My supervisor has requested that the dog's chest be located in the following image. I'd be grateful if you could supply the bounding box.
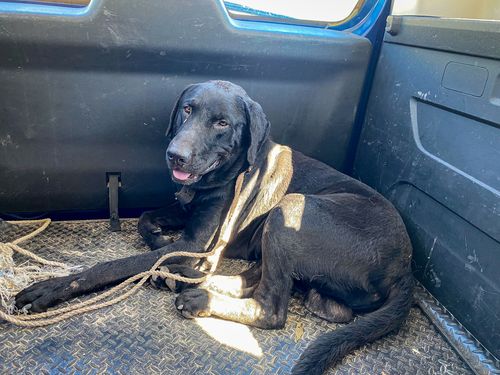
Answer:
[203,144,293,271]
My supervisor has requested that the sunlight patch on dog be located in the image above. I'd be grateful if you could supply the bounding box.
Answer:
[201,275,245,297]
[206,168,261,272]
[194,317,263,357]
[239,144,294,231]
[283,194,305,231]
[208,294,262,325]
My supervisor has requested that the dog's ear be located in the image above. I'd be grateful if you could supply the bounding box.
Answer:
[243,97,271,166]
[166,84,195,139]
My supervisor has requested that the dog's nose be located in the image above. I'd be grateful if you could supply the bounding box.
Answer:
[166,147,192,166]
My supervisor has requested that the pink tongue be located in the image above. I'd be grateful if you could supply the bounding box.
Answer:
[173,169,191,181]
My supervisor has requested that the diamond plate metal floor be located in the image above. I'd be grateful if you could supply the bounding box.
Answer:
[0,219,472,374]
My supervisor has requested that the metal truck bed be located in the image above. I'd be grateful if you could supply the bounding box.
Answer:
[0,220,472,374]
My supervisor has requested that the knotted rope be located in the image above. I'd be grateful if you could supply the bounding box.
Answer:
[0,171,247,327]
[0,219,74,313]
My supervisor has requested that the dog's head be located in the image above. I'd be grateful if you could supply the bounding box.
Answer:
[165,80,270,186]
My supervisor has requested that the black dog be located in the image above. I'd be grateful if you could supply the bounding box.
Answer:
[16,81,414,375]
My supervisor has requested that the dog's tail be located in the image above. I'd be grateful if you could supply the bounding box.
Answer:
[291,273,414,375]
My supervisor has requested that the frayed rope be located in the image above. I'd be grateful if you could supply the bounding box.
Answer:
[0,219,80,314]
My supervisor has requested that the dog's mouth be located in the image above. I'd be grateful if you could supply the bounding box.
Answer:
[171,159,221,184]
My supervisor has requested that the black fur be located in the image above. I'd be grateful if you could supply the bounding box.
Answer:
[15,81,414,374]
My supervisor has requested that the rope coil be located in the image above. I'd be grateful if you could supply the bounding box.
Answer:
[0,219,218,327]
[0,172,247,327]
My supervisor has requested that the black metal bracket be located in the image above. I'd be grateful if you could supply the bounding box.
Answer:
[107,172,121,232]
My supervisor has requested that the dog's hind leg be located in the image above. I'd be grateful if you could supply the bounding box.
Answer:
[304,289,353,323]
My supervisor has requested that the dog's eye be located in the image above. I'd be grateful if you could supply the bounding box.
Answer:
[217,120,228,127]
[183,105,192,115]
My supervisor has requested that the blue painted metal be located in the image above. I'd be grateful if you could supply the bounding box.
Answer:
[347,0,390,36]
[222,0,389,37]
[219,11,359,39]
[0,0,387,40]
[344,0,392,172]
[0,0,94,16]
[224,2,293,20]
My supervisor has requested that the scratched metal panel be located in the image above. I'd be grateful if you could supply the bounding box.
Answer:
[0,0,370,215]
[354,17,500,358]
[0,220,472,374]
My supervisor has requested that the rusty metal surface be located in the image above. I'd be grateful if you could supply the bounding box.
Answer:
[0,219,473,374]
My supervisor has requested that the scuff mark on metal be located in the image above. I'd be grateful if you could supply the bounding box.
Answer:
[423,236,437,276]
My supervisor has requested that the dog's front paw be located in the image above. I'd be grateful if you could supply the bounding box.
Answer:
[150,266,177,291]
[138,212,166,248]
[15,275,81,313]
[138,213,161,236]
[175,288,211,318]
